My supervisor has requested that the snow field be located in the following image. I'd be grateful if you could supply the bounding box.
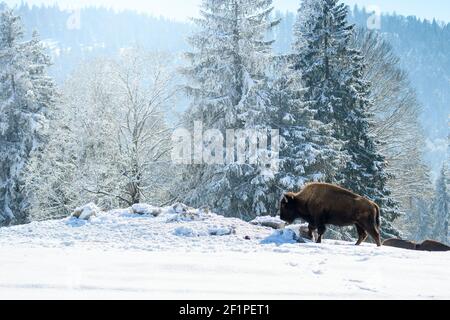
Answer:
[0,204,448,299]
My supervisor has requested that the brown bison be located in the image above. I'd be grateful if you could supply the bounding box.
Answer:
[383,238,450,252]
[416,240,450,252]
[279,183,381,246]
[382,238,418,250]
[299,224,317,241]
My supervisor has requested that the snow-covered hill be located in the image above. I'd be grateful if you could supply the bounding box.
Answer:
[0,204,449,299]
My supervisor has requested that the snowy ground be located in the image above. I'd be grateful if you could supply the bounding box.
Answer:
[0,204,449,299]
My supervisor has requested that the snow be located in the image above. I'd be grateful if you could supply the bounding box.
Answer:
[71,203,101,220]
[173,226,200,237]
[0,204,449,299]
[260,228,303,245]
[208,226,236,236]
[250,215,285,229]
[131,203,162,216]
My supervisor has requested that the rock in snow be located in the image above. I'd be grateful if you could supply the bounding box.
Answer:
[71,203,101,220]
[261,228,306,245]
[170,202,195,214]
[208,226,236,236]
[250,215,286,229]
[131,203,162,216]
[173,226,200,237]
[166,205,211,223]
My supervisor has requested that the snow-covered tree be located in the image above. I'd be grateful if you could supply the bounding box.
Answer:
[24,104,79,220]
[25,50,175,220]
[353,30,434,238]
[0,7,56,226]
[431,166,449,243]
[266,57,346,205]
[408,197,434,242]
[180,0,281,219]
[292,0,401,238]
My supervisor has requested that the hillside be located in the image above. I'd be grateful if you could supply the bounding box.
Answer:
[0,203,449,299]
[12,4,190,82]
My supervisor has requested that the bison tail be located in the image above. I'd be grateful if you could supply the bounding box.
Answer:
[375,204,381,229]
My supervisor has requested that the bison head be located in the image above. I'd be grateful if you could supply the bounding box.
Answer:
[279,192,299,224]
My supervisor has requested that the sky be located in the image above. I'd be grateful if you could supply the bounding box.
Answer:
[4,0,450,23]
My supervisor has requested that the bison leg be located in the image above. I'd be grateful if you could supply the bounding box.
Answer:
[365,224,382,247]
[308,224,316,240]
[355,224,368,246]
[316,225,326,243]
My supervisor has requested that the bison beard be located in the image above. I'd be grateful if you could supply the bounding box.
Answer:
[279,183,382,246]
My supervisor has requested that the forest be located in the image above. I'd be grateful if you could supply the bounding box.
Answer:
[0,0,448,244]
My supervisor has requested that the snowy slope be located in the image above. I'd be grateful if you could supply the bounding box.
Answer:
[0,204,449,299]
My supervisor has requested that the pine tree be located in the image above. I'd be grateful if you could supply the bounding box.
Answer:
[432,166,449,243]
[0,7,56,226]
[266,57,346,208]
[180,0,281,219]
[411,197,434,242]
[292,0,401,238]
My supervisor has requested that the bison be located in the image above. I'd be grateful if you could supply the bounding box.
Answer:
[383,238,450,252]
[416,240,450,252]
[279,183,381,246]
[382,238,418,250]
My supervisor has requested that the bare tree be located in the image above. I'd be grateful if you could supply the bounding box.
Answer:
[108,50,175,204]
[25,49,176,220]
[354,30,433,235]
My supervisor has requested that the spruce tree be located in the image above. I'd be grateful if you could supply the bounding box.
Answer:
[292,0,401,238]
[267,57,345,207]
[0,7,56,226]
[180,0,280,219]
[432,166,449,243]
[412,197,433,241]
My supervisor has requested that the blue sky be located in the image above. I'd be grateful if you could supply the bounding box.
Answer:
[4,0,450,22]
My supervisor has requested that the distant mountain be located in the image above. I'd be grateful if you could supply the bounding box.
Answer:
[10,3,191,82]
[350,7,449,142]
[5,3,448,177]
